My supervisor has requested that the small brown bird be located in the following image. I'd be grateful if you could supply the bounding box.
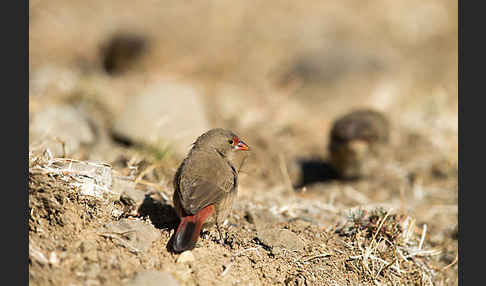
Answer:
[328,109,389,180]
[172,128,249,252]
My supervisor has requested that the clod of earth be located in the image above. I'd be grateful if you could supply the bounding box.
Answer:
[99,219,161,253]
[256,229,305,252]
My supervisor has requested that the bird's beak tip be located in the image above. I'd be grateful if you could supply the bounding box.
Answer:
[235,141,249,151]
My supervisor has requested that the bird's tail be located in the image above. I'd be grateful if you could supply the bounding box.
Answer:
[172,205,215,253]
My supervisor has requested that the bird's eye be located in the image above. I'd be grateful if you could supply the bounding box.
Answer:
[228,140,234,145]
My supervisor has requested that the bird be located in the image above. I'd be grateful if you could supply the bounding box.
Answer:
[171,128,249,252]
[328,109,389,180]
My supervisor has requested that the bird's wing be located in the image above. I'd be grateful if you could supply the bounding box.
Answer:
[177,150,237,215]
[179,175,236,215]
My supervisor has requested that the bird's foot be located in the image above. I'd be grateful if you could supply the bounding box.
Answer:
[216,226,225,244]
[201,229,211,239]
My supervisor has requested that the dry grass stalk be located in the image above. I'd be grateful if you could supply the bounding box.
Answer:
[333,206,444,284]
[29,152,117,199]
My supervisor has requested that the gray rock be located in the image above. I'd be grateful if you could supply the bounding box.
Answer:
[29,65,80,97]
[100,219,160,253]
[112,81,210,156]
[257,229,304,252]
[245,209,281,232]
[176,251,195,263]
[124,270,179,286]
[113,176,145,206]
[30,104,95,157]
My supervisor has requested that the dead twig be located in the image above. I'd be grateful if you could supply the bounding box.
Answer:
[441,253,458,271]
[375,257,398,279]
[301,253,332,262]
[418,224,427,250]
[364,209,392,262]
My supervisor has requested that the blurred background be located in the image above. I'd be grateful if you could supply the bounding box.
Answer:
[29,1,457,139]
[29,0,458,284]
[29,0,457,180]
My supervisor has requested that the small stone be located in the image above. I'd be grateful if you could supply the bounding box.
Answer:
[30,104,95,157]
[176,251,195,263]
[100,219,160,252]
[257,229,304,252]
[48,252,59,266]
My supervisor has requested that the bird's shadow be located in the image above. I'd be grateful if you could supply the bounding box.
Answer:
[293,158,340,188]
[137,194,180,252]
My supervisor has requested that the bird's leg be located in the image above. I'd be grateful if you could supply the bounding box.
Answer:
[201,227,211,239]
[216,222,224,244]
[216,218,233,245]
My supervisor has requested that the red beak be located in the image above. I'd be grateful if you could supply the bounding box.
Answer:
[235,140,249,151]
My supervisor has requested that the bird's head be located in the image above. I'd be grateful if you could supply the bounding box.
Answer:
[192,128,249,157]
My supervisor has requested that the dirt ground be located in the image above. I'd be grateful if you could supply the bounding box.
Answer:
[29,1,457,285]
